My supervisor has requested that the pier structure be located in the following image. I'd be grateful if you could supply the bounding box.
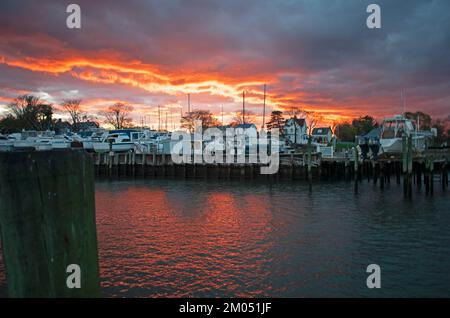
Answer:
[91,146,449,196]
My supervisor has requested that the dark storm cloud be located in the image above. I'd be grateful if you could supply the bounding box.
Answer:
[0,0,449,119]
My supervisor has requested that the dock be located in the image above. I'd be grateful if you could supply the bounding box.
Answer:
[91,146,449,197]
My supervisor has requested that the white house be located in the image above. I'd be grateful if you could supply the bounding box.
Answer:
[311,127,333,144]
[283,117,308,145]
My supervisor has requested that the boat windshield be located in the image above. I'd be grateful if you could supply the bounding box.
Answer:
[382,119,414,139]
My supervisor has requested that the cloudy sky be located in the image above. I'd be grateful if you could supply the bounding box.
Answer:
[0,0,449,128]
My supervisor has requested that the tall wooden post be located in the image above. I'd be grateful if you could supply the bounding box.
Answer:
[353,147,358,194]
[402,136,413,198]
[373,161,378,185]
[442,162,446,191]
[429,158,434,196]
[0,150,101,297]
[417,162,422,189]
[307,136,312,192]
[396,162,401,185]
[445,161,449,189]
[408,136,413,197]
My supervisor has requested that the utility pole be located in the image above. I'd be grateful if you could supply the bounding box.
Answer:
[262,84,266,129]
[221,105,224,125]
[188,93,191,114]
[158,105,161,131]
[165,111,168,131]
[242,90,245,125]
[171,110,174,131]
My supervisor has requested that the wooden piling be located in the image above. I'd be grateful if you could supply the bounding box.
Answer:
[402,136,413,198]
[307,137,312,192]
[0,149,101,297]
[353,148,358,194]
[395,161,401,185]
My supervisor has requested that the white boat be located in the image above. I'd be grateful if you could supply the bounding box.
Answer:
[48,135,73,149]
[0,135,14,151]
[93,129,145,153]
[82,131,108,151]
[380,115,427,153]
[133,131,172,154]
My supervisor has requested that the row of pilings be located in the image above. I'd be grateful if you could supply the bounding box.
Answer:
[92,151,449,197]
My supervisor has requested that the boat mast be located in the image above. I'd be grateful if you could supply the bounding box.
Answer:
[401,88,406,116]
[262,84,266,129]
[158,105,161,131]
[242,90,245,124]
[165,111,168,131]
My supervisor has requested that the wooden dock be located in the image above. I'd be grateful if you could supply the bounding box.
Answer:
[90,146,449,197]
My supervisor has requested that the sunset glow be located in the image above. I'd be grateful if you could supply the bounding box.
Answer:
[1,0,449,128]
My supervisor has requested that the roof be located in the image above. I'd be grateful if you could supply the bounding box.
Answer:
[217,123,257,130]
[285,117,306,127]
[234,123,257,129]
[362,127,381,138]
[312,127,332,135]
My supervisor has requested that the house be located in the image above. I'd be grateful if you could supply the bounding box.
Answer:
[312,127,333,144]
[284,117,308,145]
[54,119,72,134]
[73,121,100,132]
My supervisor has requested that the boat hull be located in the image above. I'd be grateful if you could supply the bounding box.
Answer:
[380,136,426,153]
[93,142,134,153]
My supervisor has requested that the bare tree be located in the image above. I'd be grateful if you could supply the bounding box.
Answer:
[306,111,322,136]
[62,99,83,126]
[230,109,257,126]
[294,109,322,136]
[180,110,220,132]
[285,106,303,118]
[102,102,134,129]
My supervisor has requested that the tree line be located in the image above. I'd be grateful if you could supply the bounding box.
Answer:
[1,94,449,144]
[0,95,135,134]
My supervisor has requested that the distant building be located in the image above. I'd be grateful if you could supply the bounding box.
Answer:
[215,123,255,130]
[312,127,333,144]
[74,121,100,132]
[54,119,72,134]
[284,117,307,145]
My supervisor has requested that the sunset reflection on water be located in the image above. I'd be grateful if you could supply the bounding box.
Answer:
[96,180,279,297]
[1,178,449,297]
[94,179,450,298]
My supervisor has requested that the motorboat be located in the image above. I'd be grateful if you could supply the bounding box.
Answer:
[379,115,429,153]
[93,129,145,153]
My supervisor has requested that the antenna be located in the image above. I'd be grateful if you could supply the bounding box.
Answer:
[401,88,406,115]
[262,84,266,129]
[221,105,224,125]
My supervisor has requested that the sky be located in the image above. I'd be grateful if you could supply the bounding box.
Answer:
[0,0,449,129]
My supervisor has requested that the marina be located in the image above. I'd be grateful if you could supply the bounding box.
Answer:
[1,0,450,302]
[1,118,449,197]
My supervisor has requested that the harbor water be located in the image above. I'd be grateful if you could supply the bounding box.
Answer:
[1,178,449,297]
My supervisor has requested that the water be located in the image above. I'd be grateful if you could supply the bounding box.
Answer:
[1,178,449,297]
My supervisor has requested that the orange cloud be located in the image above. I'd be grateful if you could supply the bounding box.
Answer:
[0,32,382,127]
